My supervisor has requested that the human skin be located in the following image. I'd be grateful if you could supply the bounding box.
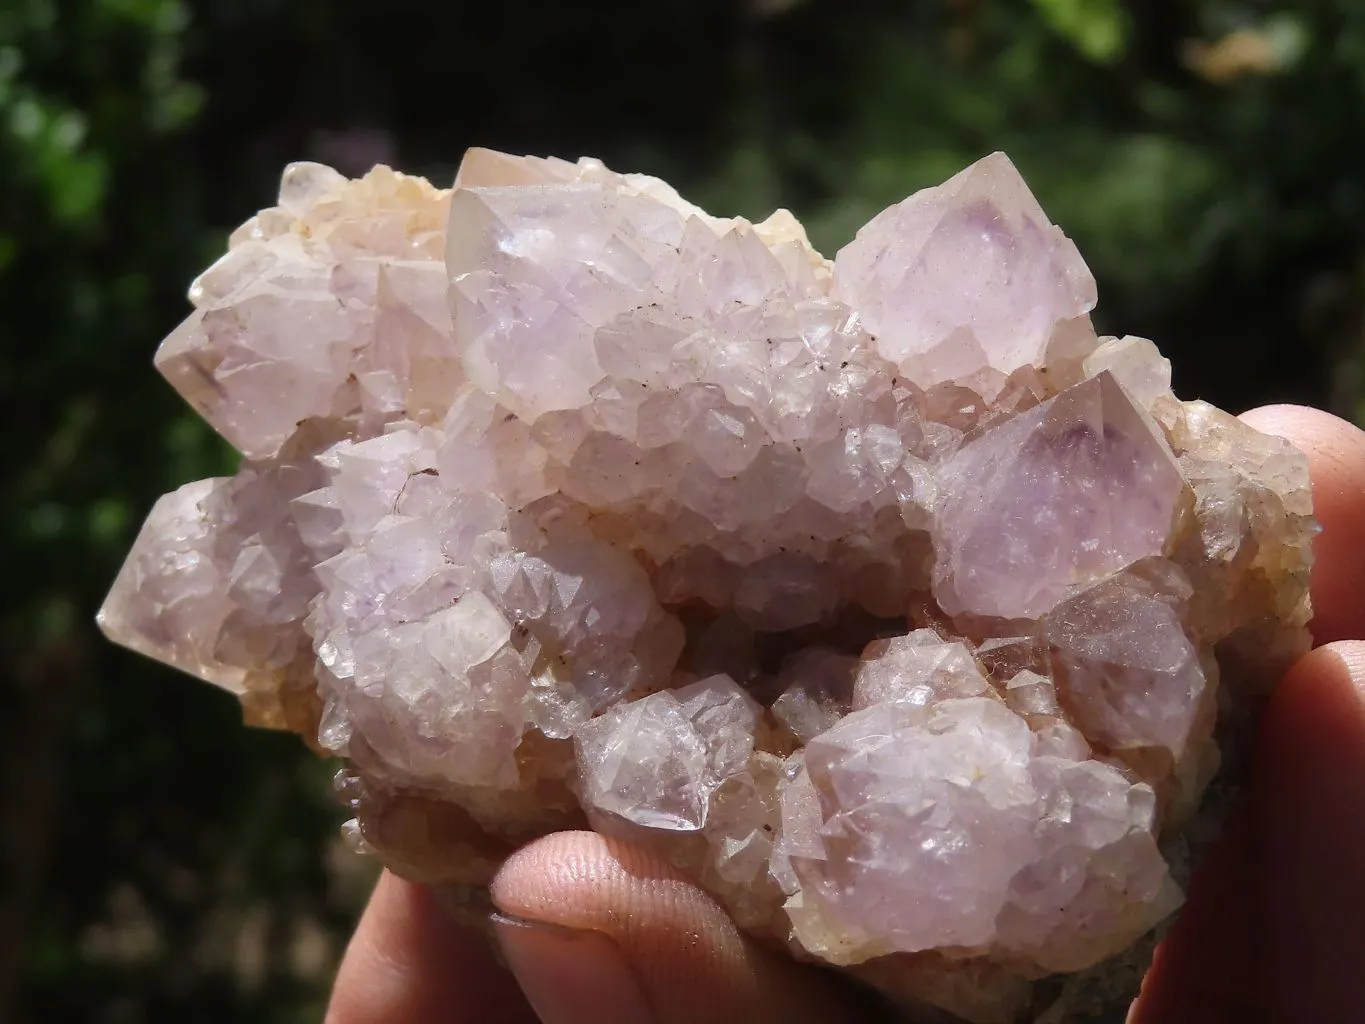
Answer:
[325,405,1365,1024]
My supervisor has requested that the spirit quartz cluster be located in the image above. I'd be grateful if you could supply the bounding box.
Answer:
[99,149,1317,1022]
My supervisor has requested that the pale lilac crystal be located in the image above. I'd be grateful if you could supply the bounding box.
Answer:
[770,648,856,742]
[157,166,453,460]
[98,478,249,694]
[100,148,1318,1024]
[574,674,758,830]
[790,697,1045,957]
[933,371,1185,621]
[833,152,1097,393]
[1047,565,1209,759]
[97,452,325,725]
[851,628,989,709]
[994,756,1179,973]
[332,592,529,791]
[784,682,1175,973]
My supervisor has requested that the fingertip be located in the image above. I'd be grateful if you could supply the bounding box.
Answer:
[1259,640,1365,762]
[492,913,655,1024]
[491,831,757,1024]
[1254,641,1365,1021]
[1321,636,1365,678]
[491,831,869,1024]
[1127,808,1257,1024]
[491,830,703,937]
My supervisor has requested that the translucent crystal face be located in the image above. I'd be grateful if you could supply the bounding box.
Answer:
[99,150,1316,1023]
[833,152,1097,394]
[932,372,1185,621]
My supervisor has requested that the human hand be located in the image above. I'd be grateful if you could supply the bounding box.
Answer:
[325,405,1365,1024]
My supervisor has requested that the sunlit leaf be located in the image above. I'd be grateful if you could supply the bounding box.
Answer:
[1028,0,1128,64]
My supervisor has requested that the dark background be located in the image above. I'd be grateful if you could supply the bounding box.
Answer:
[4,2,1364,1021]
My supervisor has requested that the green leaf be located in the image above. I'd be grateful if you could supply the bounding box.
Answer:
[47,151,108,226]
[87,498,131,547]
[1028,0,1128,64]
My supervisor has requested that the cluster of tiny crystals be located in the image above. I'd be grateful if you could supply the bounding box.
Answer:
[99,148,1316,1023]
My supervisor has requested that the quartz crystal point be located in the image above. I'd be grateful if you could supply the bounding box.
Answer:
[99,149,1318,1023]
[834,152,1098,395]
[932,372,1184,621]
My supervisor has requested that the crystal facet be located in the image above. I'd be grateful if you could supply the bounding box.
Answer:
[99,151,1317,1024]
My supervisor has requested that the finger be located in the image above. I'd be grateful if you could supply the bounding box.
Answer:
[489,830,878,1024]
[1238,405,1365,644]
[1127,808,1257,1023]
[1254,640,1365,1021]
[326,870,536,1024]
[1132,405,1365,1023]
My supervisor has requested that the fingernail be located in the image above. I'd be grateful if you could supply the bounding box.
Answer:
[492,912,655,1024]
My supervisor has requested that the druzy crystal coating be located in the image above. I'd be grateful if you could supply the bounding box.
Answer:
[99,149,1316,1023]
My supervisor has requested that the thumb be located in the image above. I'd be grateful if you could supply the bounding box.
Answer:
[489,831,878,1024]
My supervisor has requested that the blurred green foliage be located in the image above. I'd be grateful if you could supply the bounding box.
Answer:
[3,2,1364,1021]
